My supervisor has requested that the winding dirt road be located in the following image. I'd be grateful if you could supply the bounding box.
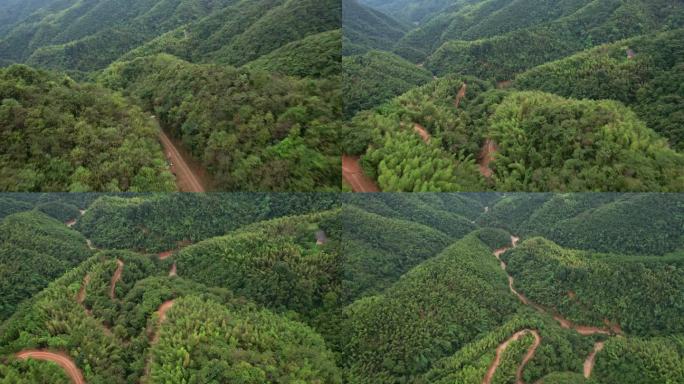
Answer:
[488,236,618,382]
[455,83,467,108]
[413,123,431,143]
[483,329,541,384]
[342,155,380,192]
[159,130,205,193]
[16,350,85,384]
[169,263,177,277]
[109,260,124,299]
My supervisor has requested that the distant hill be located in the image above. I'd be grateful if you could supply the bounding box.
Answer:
[342,0,408,55]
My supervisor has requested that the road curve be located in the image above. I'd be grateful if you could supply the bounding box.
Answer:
[16,350,85,384]
[583,341,605,378]
[109,260,124,299]
[482,329,541,384]
[413,123,431,143]
[342,155,380,192]
[159,130,205,193]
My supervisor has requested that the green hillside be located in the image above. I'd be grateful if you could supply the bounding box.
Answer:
[99,54,341,191]
[0,193,682,383]
[0,65,175,192]
[342,0,408,55]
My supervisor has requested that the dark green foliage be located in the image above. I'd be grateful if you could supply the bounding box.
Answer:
[100,54,341,191]
[361,0,470,25]
[341,205,451,300]
[245,30,342,78]
[425,0,684,80]
[0,197,32,219]
[478,194,552,233]
[342,0,408,54]
[546,194,684,255]
[0,0,235,71]
[340,234,519,383]
[516,29,684,150]
[76,193,339,253]
[475,227,512,250]
[503,238,684,335]
[343,50,433,118]
[0,358,71,383]
[0,65,175,192]
[35,200,80,222]
[175,211,341,317]
[0,211,91,320]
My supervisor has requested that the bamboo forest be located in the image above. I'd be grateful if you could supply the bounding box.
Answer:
[0,193,682,383]
[342,0,684,192]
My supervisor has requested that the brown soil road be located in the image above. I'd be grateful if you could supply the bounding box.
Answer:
[109,260,124,299]
[413,123,431,143]
[479,139,498,178]
[65,219,77,228]
[169,263,177,277]
[483,329,541,384]
[16,350,85,384]
[159,130,205,193]
[583,341,605,378]
[455,83,467,108]
[76,275,90,304]
[158,250,174,260]
[86,239,96,251]
[342,155,380,192]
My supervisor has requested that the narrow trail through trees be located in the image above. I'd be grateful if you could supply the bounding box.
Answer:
[479,139,497,178]
[16,350,85,384]
[109,260,124,299]
[342,155,380,192]
[76,275,90,305]
[158,128,206,193]
[413,123,431,143]
[455,83,467,108]
[486,236,619,382]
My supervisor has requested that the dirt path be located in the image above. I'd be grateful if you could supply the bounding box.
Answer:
[583,341,605,378]
[109,260,124,299]
[66,219,77,227]
[455,83,467,108]
[86,239,96,250]
[479,139,497,178]
[497,80,512,89]
[16,350,85,384]
[483,329,541,384]
[342,155,380,192]
[413,123,431,143]
[159,130,205,193]
[169,263,177,277]
[76,274,90,304]
[158,250,174,260]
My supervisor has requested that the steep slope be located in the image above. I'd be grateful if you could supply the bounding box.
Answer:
[343,50,433,118]
[425,0,684,80]
[0,65,175,192]
[99,54,341,191]
[0,0,235,72]
[0,211,92,320]
[516,29,684,150]
[342,0,408,55]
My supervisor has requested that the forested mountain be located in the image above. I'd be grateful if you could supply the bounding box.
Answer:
[0,65,175,192]
[342,0,408,55]
[343,0,684,192]
[0,193,681,383]
[1,0,342,191]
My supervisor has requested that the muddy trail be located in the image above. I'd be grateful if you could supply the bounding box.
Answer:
[583,341,605,378]
[342,155,380,192]
[158,129,207,193]
[455,83,467,108]
[109,260,124,299]
[483,329,541,384]
[479,139,498,178]
[16,350,85,384]
[143,300,176,378]
[487,236,620,382]
[413,123,431,143]
[169,263,177,277]
[76,275,90,305]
